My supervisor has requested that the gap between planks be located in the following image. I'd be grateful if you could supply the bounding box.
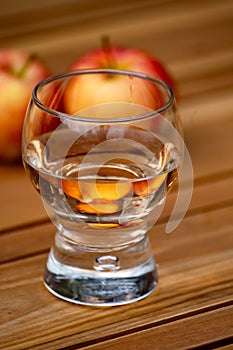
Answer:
[74,305,233,350]
[0,168,232,236]
[0,206,232,349]
[0,177,232,265]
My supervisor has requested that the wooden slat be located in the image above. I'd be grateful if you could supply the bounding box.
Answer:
[183,114,233,179]
[81,306,233,350]
[0,206,232,349]
[0,0,174,44]
[1,175,232,264]
[0,1,232,349]
[0,99,232,231]
[0,0,232,231]
[0,166,47,231]
[1,0,232,94]
[0,222,54,263]
[176,52,233,99]
[0,0,78,16]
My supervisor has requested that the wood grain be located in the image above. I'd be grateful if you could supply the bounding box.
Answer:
[1,0,233,91]
[0,113,232,231]
[81,306,233,350]
[1,175,232,264]
[0,206,232,349]
[0,0,232,349]
[0,166,47,232]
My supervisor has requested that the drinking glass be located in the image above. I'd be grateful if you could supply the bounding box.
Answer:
[22,69,182,306]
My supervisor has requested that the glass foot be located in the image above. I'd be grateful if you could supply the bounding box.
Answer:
[43,232,158,306]
[44,269,157,306]
[44,253,157,306]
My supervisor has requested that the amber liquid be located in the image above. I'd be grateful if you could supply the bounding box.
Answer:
[26,163,176,225]
[24,127,179,240]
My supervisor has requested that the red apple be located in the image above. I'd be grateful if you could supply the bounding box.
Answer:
[0,49,51,162]
[63,43,176,115]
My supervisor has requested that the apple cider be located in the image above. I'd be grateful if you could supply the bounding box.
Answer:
[23,124,179,248]
[21,69,185,305]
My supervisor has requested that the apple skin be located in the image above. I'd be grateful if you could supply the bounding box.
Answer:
[63,71,161,115]
[0,49,51,162]
[64,46,176,115]
[68,46,175,90]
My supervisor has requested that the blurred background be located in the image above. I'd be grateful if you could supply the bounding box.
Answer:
[0,0,232,226]
[1,0,232,100]
[0,3,233,347]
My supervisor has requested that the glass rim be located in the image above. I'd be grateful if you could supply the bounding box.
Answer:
[32,68,175,123]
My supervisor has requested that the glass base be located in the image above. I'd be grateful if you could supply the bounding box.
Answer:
[43,233,158,306]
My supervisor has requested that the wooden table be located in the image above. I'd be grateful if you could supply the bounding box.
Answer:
[1,1,233,349]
